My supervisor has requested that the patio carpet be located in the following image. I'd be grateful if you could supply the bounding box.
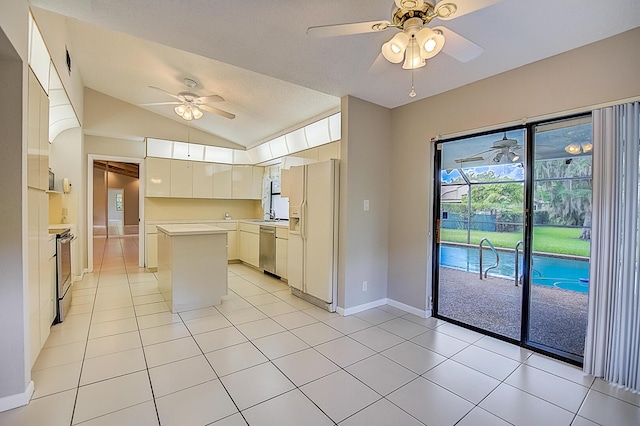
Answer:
[438,267,588,356]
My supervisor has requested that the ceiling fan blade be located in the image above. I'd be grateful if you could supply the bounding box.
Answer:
[197,94,225,103]
[200,104,236,120]
[148,86,182,100]
[434,26,484,62]
[307,20,393,38]
[367,52,391,75]
[454,156,484,163]
[436,0,502,20]
[140,101,181,106]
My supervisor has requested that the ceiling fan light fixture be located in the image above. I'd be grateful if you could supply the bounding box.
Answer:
[192,106,204,120]
[416,28,444,59]
[508,152,520,162]
[493,152,504,163]
[402,39,426,69]
[382,32,409,63]
[174,104,186,116]
[182,107,194,121]
[565,143,581,155]
[581,142,593,153]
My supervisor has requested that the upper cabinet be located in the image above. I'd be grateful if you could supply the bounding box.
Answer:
[27,70,50,191]
[145,157,171,197]
[170,160,193,198]
[145,158,263,201]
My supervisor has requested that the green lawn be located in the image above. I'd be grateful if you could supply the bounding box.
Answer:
[440,226,590,257]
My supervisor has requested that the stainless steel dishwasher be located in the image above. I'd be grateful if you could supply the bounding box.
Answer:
[259,225,276,274]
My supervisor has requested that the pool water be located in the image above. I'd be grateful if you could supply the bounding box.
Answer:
[439,244,590,293]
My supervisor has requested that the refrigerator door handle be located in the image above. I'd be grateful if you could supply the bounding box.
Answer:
[300,199,307,242]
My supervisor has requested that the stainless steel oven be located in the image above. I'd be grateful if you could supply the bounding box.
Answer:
[52,228,74,323]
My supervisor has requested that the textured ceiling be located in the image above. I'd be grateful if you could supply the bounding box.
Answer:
[30,0,640,148]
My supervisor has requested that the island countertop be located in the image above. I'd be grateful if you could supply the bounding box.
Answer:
[156,224,228,236]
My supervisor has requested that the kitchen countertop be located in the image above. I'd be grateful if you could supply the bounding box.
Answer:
[156,224,228,236]
[239,219,290,228]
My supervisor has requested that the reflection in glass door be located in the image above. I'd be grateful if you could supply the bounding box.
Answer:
[435,129,526,341]
[528,116,592,360]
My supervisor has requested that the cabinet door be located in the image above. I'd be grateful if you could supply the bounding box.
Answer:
[239,231,251,264]
[49,252,57,323]
[247,232,260,268]
[146,233,158,269]
[251,166,264,200]
[276,238,288,279]
[170,159,193,198]
[39,87,50,191]
[232,165,253,199]
[192,162,214,199]
[27,71,41,189]
[213,164,232,199]
[145,157,171,197]
[227,230,238,260]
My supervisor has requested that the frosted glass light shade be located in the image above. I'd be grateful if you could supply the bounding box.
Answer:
[192,107,203,120]
[416,28,445,59]
[175,105,186,116]
[382,32,409,63]
[402,39,426,69]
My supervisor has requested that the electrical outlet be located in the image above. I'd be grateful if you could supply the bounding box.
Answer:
[363,200,369,211]
[363,281,368,291]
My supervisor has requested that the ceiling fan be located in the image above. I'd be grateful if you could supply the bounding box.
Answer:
[142,78,235,120]
[307,0,500,83]
[455,133,522,164]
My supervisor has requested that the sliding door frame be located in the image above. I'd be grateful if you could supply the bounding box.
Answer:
[432,115,591,367]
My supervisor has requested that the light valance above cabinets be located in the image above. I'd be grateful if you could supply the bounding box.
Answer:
[146,112,341,166]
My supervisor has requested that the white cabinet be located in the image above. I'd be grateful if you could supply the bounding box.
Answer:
[213,164,233,199]
[232,166,253,199]
[146,231,158,269]
[170,159,193,198]
[156,225,228,312]
[192,162,214,198]
[232,166,263,200]
[146,157,171,197]
[27,70,49,191]
[275,227,288,279]
[252,166,264,199]
[239,222,260,268]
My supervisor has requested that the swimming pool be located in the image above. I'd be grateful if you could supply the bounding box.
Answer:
[439,244,590,293]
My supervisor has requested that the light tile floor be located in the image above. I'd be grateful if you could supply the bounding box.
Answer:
[2,236,640,425]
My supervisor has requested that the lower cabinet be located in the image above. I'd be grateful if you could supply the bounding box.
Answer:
[239,230,259,268]
[275,237,288,279]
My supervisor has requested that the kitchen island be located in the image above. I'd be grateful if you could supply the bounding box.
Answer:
[156,224,228,312]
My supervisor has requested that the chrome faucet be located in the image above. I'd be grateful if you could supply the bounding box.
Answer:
[266,209,276,220]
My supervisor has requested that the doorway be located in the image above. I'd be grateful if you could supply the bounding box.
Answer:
[93,161,140,237]
[433,115,592,364]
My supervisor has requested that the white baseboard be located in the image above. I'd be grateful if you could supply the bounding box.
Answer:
[0,381,34,413]
[336,298,387,316]
[337,298,431,318]
[73,268,89,282]
[386,298,430,318]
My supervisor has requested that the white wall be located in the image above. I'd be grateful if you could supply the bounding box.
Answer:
[0,0,31,408]
[338,96,392,311]
[50,127,86,275]
[387,27,640,312]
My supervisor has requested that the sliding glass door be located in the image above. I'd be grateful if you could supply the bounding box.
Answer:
[433,115,592,363]
[435,129,526,341]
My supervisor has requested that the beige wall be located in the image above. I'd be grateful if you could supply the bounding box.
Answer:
[107,171,139,226]
[145,198,262,221]
[93,167,106,227]
[84,88,243,149]
[339,96,392,311]
[387,27,640,312]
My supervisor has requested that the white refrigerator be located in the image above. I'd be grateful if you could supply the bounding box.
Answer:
[288,159,339,312]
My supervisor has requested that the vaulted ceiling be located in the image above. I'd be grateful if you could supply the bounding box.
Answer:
[30,0,640,148]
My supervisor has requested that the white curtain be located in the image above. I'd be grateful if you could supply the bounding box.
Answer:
[584,102,640,391]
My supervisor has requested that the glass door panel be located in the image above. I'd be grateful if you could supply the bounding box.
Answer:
[529,116,592,359]
[436,129,526,340]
